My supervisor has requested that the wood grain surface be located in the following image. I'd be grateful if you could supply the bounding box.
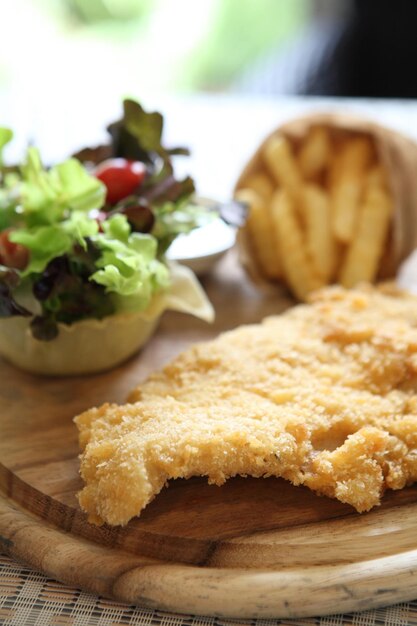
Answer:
[1,251,417,619]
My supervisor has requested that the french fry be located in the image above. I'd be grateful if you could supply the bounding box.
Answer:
[331,137,374,243]
[236,188,282,279]
[270,189,324,300]
[327,150,344,190]
[339,175,393,288]
[263,135,303,198]
[243,172,275,203]
[303,184,338,281]
[298,126,332,179]
[366,165,387,190]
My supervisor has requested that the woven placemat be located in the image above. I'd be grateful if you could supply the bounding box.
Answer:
[1,553,416,626]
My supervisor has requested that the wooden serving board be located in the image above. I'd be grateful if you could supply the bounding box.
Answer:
[2,252,417,619]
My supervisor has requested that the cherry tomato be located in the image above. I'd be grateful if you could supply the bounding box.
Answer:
[94,159,147,205]
[0,230,29,270]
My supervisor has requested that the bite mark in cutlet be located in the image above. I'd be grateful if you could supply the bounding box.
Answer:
[75,286,417,526]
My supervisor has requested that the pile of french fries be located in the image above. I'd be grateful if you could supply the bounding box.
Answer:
[236,126,393,301]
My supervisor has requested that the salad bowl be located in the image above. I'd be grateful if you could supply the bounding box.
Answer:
[0,262,213,376]
[0,100,218,375]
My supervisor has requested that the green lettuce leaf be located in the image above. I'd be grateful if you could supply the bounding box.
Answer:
[9,211,100,275]
[106,99,164,165]
[62,211,99,248]
[124,99,164,158]
[90,214,169,310]
[0,128,13,166]
[21,148,106,225]
[10,225,72,274]
[51,159,106,212]
[101,212,130,242]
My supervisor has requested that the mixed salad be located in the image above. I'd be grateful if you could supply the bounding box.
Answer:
[0,99,210,343]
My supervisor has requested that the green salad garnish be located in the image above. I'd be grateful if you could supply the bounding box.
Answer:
[0,100,210,341]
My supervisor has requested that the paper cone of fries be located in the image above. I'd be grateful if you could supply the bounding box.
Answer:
[235,112,417,300]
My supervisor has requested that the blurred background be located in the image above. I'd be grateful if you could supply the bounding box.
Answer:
[2,0,417,99]
[1,0,316,97]
[1,0,417,196]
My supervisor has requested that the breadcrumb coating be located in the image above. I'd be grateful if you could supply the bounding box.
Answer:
[75,285,417,526]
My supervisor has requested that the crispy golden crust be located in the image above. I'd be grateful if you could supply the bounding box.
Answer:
[75,285,417,526]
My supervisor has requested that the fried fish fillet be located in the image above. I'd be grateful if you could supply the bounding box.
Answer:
[75,286,417,526]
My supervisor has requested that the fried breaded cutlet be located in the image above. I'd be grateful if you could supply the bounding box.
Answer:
[75,285,417,526]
